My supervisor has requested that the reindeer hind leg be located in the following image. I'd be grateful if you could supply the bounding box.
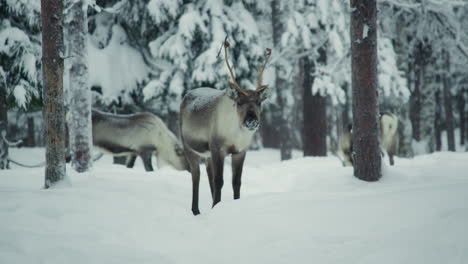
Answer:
[185,147,201,215]
[126,154,137,168]
[205,158,215,200]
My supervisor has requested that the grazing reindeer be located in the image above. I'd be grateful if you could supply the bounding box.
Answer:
[340,113,399,166]
[92,110,188,171]
[180,41,271,215]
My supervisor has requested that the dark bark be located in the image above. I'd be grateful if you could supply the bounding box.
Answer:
[442,51,455,151]
[26,116,36,147]
[303,51,327,157]
[271,0,293,160]
[68,0,93,172]
[435,90,442,151]
[41,0,67,188]
[0,82,9,169]
[458,88,466,146]
[350,0,381,181]
[410,61,422,141]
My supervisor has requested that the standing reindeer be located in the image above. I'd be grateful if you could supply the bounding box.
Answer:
[180,41,272,215]
[340,113,399,166]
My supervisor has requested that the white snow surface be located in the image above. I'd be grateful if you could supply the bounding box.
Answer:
[1,148,468,264]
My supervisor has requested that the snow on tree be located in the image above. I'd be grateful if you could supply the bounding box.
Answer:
[380,0,468,153]
[143,0,266,129]
[0,21,40,110]
[279,0,349,157]
[0,0,42,169]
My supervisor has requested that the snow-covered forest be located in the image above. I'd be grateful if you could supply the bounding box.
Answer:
[1,0,467,156]
[1,0,468,262]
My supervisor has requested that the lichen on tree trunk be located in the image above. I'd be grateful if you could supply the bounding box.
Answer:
[66,0,93,172]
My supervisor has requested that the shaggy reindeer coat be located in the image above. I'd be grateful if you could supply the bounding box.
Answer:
[92,110,188,171]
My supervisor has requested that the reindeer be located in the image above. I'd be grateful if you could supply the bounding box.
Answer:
[340,113,399,166]
[180,41,271,215]
[91,110,188,171]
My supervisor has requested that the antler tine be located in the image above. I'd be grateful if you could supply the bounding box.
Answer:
[224,40,248,96]
[257,48,272,91]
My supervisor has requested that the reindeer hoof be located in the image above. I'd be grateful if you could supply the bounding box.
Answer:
[192,208,200,216]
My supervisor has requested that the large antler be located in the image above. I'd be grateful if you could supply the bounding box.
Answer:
[257,48,272,91]
[224,40,248,96]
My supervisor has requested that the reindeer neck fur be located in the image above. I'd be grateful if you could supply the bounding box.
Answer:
[180,88,256,158]
[215,93,256,152]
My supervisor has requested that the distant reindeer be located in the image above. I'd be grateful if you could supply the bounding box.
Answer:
[180,41,272,215]
[92,110,188,171]
[340,113,399,166]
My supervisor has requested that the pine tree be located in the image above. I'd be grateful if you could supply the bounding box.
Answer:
[442,50,455,151]
[350,0,381,181]
[0,0,42,168]
[65,0,93,172]
[41,0,66,188]
[280,0,349,157]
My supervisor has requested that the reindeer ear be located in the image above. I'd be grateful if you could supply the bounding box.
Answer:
[257,85,271,101]
[226,82,242,100]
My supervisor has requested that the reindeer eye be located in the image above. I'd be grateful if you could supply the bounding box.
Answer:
[236,102,242,107]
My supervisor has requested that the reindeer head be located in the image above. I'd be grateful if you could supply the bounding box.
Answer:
[223,40,272,131]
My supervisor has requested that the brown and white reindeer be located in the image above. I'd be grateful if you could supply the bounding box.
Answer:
[91,110,188,171]
[180,41,272,215]
[340,113,399,166]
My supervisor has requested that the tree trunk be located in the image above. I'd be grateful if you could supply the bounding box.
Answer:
[42,0,67,188]
[458,88,466,146]
[350,0,381,181]
[271,0,293,160]
[435,90,442,151]
[398,61,413,157]
[303,49,327,157]
[67,0,93,172]
[410,61,422,141]
[0,82,9,169]
[26,116,35,147]
[341,82,351,129]
[442,51,455,151]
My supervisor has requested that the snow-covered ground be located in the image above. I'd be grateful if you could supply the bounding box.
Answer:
[1,148,468,264]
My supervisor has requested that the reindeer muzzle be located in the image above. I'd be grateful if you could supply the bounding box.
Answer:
[244,111,259,131]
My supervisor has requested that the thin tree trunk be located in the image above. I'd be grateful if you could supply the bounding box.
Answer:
[350,0,381,181]
[271,0,293,160]
[42,0,66,188]
[0,82,9,169]
[26,116,35,147]
[442,51,455,151]
[67,0,93,172]
[435,90,442,151]
[459,88,466,146]
[411,63,422,141]
[303,49,327,157]
[341,82,351,129]
[398,61,414,157]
